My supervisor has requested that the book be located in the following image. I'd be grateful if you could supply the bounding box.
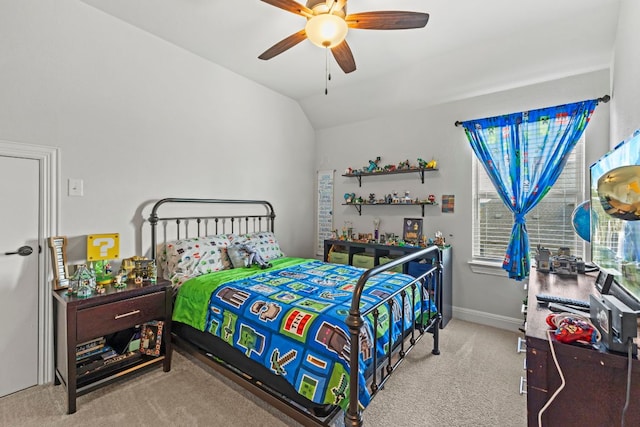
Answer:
[76,345,113,365]
[76,343,105,357]
[76,345,113,362]
[76,337,105,353]
[77,351,142,381]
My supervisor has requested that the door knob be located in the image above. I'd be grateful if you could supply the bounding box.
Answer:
[4,245,34,256]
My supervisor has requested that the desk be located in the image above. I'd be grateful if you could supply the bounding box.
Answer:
[525,269,640,426]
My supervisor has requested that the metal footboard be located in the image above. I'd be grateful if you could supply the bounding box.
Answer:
[345,245,442,427]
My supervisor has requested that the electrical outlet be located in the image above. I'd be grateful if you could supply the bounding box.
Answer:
[68,178,84,196]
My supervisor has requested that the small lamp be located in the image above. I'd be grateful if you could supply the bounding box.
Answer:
[305,14,348,48]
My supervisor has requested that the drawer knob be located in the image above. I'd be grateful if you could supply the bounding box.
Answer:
[114,309,141,319]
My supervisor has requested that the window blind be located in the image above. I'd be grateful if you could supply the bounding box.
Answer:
[472,137,585,262]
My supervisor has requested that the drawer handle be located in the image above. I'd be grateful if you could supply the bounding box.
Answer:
[516,336,526,353]
[519,376,527,395]
[114,310,141,319]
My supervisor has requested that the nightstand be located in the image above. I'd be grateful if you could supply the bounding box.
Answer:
[52,280,173,414]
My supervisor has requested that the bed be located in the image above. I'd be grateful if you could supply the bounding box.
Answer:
[148,198,444,427]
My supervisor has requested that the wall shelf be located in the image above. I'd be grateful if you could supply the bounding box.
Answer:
[343,167,438,187]
[342,202,438,217]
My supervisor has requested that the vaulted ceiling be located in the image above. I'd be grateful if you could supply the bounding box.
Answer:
[82,0,620,129]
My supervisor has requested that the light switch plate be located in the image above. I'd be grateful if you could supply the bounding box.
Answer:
[68,178,83,196]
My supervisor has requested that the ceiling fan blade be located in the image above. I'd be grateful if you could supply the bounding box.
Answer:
[260,0,313,17]
[258,29,307,60]
[346,11,429,30]
[331,40,356,73]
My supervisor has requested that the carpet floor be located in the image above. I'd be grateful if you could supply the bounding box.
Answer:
[0,319,527,426]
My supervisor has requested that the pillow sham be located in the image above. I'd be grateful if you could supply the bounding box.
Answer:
[163,234,236,281]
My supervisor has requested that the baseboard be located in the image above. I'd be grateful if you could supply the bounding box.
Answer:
[452,306,523,332]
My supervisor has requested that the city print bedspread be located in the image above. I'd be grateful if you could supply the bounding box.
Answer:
[172,257,436,409]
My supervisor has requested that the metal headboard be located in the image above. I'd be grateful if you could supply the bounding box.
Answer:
[148,198,276,260]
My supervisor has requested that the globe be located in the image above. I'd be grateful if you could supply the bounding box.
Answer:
[571,200,591,242]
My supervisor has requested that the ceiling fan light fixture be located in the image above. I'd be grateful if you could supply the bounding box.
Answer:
[305,14,348,48]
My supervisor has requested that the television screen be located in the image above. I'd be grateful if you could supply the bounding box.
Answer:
[590,131,640,307]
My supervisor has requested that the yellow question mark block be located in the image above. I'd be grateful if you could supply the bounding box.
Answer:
[87,233,120,261]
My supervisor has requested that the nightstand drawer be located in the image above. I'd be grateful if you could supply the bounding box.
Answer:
[77,292,166,342]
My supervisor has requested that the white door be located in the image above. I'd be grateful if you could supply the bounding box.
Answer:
[0,155,40,397]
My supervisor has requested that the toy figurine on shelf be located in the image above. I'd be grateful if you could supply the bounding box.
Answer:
[368,193,376,204]
[344,193,355,204]
[367,156,381,172]
[403,191,411,203]
[397,159,411,170]
[392,191,400,204]
[417,158,428,168]
[113,267,128,288]
[383,164,396,172]
[426,159,438,169]
[373,217,381,242]
[434,231,445,246]
[428,194,436,204]
[344,221,353,241]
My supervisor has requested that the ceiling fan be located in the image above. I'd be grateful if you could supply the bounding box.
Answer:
[258,0,429,74]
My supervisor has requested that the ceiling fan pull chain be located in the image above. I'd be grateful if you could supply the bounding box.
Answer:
[325,47,330,95]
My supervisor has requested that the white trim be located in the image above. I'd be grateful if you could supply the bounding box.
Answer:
[467,259,509,277]
[452,306,522,332]
[0,140,59,385]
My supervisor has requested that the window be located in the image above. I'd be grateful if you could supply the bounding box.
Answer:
[472,136,585,263]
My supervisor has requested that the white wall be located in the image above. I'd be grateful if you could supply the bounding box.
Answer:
[0,1,317,263]
[610,0,640,145]
[5,1,638,330]
[316,70,610,330]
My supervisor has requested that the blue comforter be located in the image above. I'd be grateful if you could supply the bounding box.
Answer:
[172,257,436,409]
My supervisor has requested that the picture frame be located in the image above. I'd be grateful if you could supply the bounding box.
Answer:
[402,218,423,245]
[441,194,455,213]
[139,321,163,356]
[48,236,70,290]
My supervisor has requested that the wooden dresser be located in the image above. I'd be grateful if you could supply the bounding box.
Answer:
[525,269,640,426]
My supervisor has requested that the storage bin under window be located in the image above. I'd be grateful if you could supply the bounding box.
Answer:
[328,251,349,265]
[379,256,403,273]
[352,253,375,269]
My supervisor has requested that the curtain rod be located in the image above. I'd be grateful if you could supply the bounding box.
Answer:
[453,95,611,127]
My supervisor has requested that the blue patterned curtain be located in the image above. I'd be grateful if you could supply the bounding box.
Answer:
[462,99,598,280]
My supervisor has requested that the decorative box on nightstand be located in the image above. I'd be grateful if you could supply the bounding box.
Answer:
[52,279,173,414]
